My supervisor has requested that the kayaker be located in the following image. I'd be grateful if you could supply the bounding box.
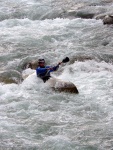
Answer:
[36,59,61,82]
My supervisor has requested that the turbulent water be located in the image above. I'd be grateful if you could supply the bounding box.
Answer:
[0,0,113,149]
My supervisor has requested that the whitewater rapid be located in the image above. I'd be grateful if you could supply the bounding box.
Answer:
[0,0,113,149]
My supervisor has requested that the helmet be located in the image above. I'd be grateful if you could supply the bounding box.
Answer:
[38,59,45,63]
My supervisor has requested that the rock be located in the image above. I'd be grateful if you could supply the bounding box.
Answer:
[23,61,39,70]
[95,14,106,20]
[0,70,23,84]
[76,11,94,19]
[101,41,109,46]
[103,15,113,24]
[46,77,79,94]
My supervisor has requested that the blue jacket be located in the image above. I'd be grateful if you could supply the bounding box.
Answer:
[36,65,59,82]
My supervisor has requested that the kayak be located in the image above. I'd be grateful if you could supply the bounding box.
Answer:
[22,69,79,94]
[46,77,79,94]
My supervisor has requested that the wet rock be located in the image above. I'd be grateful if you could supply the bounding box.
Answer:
[47,77,79,94]
[70,56,93,64]
[23,61,39,70]
[66,3,108,19]
[76,11,94,19]
[53,85,79,94]
[64,1,113,20]
[95,14,106,20]
[101,41,109,46]
[103,15,113,24]
[0,70,23,84]
[101,0,113,3]
[66,9,95,19]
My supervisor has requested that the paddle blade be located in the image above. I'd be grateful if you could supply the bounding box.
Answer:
[62,57,70,63]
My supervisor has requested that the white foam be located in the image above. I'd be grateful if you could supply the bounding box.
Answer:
[58,60,113,99]
[0,1,113,148]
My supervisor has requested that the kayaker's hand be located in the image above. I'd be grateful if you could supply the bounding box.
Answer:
[58,62,62,65]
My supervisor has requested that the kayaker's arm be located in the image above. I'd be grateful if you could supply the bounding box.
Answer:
[47,62,62,72]
[36,67,48,76]
[36,57,69,82]
[49,56,69,71]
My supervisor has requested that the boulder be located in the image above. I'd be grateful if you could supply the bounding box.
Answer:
[46,77,79,94]
[103,15,113,24]
[0,70,23,84]
[23,61,39,70]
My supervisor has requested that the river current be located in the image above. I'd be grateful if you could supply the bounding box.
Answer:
[0,0,113,149]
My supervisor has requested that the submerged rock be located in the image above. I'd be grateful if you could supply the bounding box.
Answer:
[103,15,113,24]
[0,70,23,84]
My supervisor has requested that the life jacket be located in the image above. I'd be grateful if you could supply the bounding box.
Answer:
[36,65,59,82]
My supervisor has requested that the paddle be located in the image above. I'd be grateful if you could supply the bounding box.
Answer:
[47,57,70,71]
[58,57,69,65]
[62,57,70,63]
[43,57,70,82]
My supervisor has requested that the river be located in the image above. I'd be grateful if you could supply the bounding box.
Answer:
[0,0,113,149]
